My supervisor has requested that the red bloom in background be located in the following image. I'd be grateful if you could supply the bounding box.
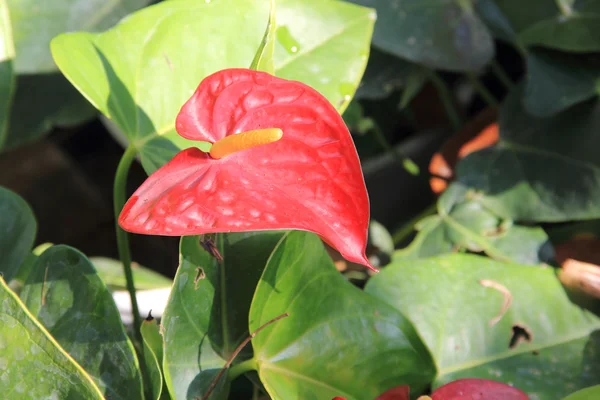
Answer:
[119,68,374,270]
[332,378,529,400]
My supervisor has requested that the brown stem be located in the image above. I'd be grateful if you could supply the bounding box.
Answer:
[200,312,290,400]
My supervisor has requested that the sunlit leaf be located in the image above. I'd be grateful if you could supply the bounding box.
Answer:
[366,254,600,399]
[0,276,104,399]
[20,245,143,400]
[273,0,375,112]
[250,231,436,399]
[161,232,282,400]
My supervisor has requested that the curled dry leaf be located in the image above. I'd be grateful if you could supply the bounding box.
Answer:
[119,68,373,269]
[429,107,499,194]
[479,279,513,326]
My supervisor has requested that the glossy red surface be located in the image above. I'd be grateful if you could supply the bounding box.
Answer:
[119,69,372,269]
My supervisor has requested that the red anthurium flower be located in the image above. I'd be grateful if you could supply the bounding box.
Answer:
[332,379,528,400]
[119,68,374,270]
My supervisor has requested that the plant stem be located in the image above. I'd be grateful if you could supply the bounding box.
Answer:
[370,125,420,176]
[201,312,289,400]
[489,60,514,91]
[113,145,142,341]
[393,202,438,246]
[429,72,462,132]
[228,359,258,381]
[466,73,498,107]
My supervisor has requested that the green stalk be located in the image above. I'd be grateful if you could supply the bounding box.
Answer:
[393,202,438,245]
[429,72,462,132]
[370,125,420,176]
[228,359,258,381]
[113,145,143,341]
[466,73,498,107]
[490,60,514,91]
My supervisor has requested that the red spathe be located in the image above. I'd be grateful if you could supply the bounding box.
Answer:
[119,68,373,270]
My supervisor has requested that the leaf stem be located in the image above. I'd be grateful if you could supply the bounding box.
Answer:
[489,60,514,91]
[429,72,462,132]
[466,72,498,107]
[370,125,421,176]
[228,359,258,381]
[393,202,438,246]
[113,145,142,339]
[201,312,290,400]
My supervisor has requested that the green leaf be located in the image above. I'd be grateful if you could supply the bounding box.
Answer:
[8,0,151,74]
[1,73,96,151]
[524,49,600,117]
[273,0,375,112]
[365,254,600,399]
[0,186,36,282]
[355,47,427,102]
[249,231,435,399]
[19,245,143,400]
[563,385,600,400]
[162,232,283,400]
[51,0,272,175]
[142,316,170,400]
[349,0,494,72]
[0,276,105,399]
[519,14,600,53]
[90,256,172,291]
[456,85,600,222]
[394,184,554,264]
[250,0,276,74]
[0,0,15,148]
[493,0,600,52]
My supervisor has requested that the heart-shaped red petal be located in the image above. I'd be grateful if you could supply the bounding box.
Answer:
[119,68,372,269]
[432,379,529,400]
[374,385,410,400]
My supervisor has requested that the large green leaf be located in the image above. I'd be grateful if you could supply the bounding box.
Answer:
[564,385,600,400]
[492,0,600,52]
[524,49,600,117]
[249,231,435,399]
[365,254,600,399]
[0,0,15,148]
[162,232,283,400]
[394,183,554,264]
[1,73,97,151]
[8,0,151,74]
[457,85,600,222]
[0,276,104,399]
[349,0,494,72]
[0,186,36,282]
[273,0,374,112]
[19,245,143,400]
[51,0,272,175]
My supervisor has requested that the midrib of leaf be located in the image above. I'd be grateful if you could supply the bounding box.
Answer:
[438,325,600,376]
[501,139,600,173]
[260,362,355,399]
